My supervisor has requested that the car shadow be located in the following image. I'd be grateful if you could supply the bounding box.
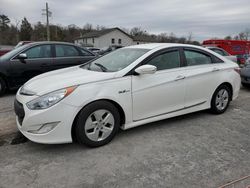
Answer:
[118,110,209,137]
[18,110,210,153]
[0,90,17,98]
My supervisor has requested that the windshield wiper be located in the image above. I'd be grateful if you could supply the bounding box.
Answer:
[94,63,107,72]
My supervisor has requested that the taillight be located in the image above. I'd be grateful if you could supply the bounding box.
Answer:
[234,67,241,74]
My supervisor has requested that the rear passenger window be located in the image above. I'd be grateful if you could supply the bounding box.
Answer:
[147,50,181,71]
[55,45,80,57]
[184,50,212,66]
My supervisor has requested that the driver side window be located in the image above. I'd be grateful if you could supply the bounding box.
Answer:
[147,50,181,71]
[24,45,52,59]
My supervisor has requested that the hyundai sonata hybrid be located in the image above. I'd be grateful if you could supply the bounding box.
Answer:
[14,43,241,147]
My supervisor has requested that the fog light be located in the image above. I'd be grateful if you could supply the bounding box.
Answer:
[28,122,59,134]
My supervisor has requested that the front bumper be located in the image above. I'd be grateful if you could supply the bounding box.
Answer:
[15,93,80,144]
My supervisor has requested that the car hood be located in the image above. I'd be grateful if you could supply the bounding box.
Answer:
[22,66,116,96]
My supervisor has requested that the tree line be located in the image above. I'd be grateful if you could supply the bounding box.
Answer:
[0,14,249,46]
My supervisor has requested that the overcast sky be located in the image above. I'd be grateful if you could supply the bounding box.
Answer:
[1,0,250,41]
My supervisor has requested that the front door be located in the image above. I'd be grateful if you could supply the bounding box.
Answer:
[132,49,186,121]
[9,44,53,87]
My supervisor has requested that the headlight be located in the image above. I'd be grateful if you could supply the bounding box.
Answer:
[26,86,77,110]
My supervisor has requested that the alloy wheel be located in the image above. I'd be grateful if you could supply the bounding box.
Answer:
[215,89,229,111]
[84,109,115,142]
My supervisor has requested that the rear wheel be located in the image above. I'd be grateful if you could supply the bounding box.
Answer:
[0,77,6,96]
[75,101,120,147]
[210,85,231,114]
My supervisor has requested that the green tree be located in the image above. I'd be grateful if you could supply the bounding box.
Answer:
[20,17,32,40]
[0,14,10,31]
[31,21,46,41]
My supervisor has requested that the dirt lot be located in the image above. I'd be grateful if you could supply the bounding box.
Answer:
[0,88,249,188]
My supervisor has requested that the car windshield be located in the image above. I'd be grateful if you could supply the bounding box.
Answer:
[81,48,149,72]
[0,44,30,61]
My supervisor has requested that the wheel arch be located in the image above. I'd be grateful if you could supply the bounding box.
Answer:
[212,82,233,103]
[0,72,8,88]
[71,99,126,143]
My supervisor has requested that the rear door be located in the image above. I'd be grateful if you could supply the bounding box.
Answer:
[132,48,186,121]
[9,44,53,87]
[52,44,95,70]
[182,48,223,108]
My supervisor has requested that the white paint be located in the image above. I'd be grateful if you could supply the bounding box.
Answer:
[15,43,241,144]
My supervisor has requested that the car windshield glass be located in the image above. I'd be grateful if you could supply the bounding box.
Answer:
[81,48,149,72]
[0,44,30,61]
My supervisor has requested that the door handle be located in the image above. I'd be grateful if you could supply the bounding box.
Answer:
[212,67,220,72]
[175,75,185,81]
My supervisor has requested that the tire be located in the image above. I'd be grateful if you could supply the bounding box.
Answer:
[242,82,250,88]
[0,77,6,96]
[210,85,231,114]
[75,101,120,147]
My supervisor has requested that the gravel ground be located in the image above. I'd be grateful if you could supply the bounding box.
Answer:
[0,88,249,188]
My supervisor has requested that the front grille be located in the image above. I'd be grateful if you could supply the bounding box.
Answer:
[14,99,25,125]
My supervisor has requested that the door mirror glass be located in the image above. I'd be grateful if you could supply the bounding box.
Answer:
[17,53,27,59]
[135,65,157,75]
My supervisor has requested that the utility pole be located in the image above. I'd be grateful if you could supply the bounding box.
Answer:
[42,2,52,41]
[14,19,20,43]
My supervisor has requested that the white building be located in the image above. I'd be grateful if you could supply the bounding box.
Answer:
[74,28,134,48]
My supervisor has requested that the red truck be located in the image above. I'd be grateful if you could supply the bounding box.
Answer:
[202,39,250,65]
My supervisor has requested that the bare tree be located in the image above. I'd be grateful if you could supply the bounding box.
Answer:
[187,32,193,42]
[224,36,232,40]
[238,32,246,40]
[244,28,250,40]
[130,27,145,36]
[83,23,93,32]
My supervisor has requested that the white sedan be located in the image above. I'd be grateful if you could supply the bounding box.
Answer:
[14,43,241,147]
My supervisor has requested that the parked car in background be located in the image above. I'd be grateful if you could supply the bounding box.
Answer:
[203,39,250,65]
[206,46,237,63]
[86,47,101,54]
[98,45,123,55]
[246,57,250,64]
[14,43,240,147]
[240,58,250,87]
[0,41,96,95]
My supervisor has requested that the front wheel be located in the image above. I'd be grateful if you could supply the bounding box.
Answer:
[210,85,231,114]
[75,101,120,147]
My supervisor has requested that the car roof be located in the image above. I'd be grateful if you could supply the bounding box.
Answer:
[205,46,223,50]
[126,43,203,50]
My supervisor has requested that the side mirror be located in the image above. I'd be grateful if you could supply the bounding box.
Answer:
[134,65,157,75]
[17,53,27,60]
